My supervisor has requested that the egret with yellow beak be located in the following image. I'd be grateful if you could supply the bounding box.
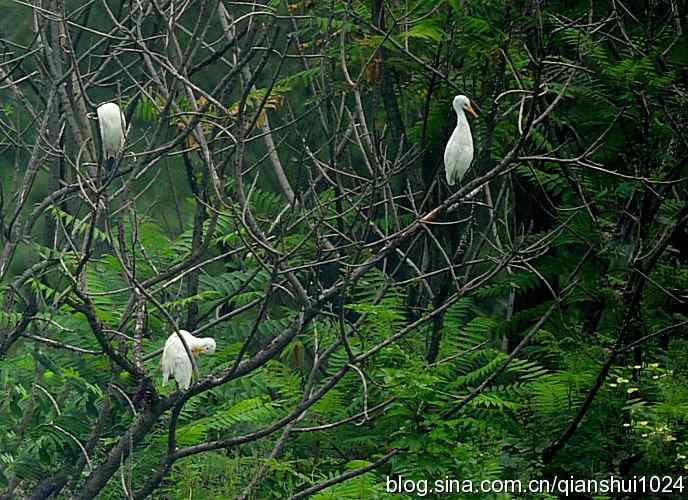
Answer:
[444,95,478,186]
[161,329,216,390]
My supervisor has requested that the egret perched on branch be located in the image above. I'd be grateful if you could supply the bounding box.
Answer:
[444,95,478,186]
[161,330,216,391]
[96,102,126,168]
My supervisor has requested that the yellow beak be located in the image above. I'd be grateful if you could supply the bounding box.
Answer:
[467,104,478,118]
[191,346,202,354]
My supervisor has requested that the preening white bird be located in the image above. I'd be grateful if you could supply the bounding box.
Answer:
[161,330,216,391]
[96,102,126,163]
[444,95,478,186]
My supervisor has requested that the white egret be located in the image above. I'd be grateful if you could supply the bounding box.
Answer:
[444,95,478,186]
[96,102,126,165]
[161,330,216,391]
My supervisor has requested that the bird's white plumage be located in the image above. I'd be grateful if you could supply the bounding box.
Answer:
[96,102,126,161]
[444,95,477,186]
[161,329,216,390]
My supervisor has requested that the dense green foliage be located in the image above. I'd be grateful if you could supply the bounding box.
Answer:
[1,0,687,498]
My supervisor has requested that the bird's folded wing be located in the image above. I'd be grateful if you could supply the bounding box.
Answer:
[172,355,193,390]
